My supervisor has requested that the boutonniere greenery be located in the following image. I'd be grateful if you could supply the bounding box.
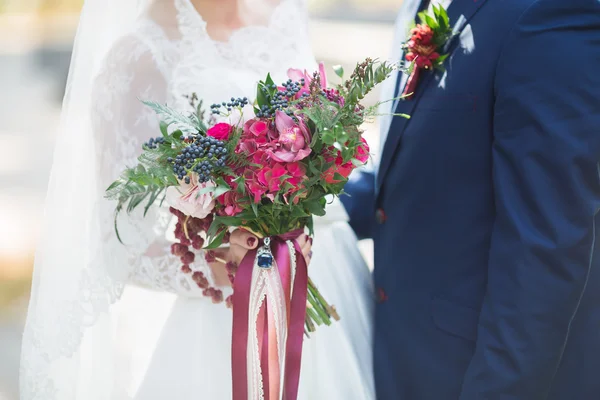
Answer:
[401,4,453,99]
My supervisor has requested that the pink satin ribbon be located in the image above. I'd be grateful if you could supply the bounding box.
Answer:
[232,230,308,400]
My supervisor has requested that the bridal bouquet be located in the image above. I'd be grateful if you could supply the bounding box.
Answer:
[106,58,396,399]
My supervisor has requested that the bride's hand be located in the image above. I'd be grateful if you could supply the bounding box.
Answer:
[208,231,313,288]
[229,230,313,266]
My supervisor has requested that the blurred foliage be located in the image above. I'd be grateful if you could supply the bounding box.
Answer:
[0,277,30,312]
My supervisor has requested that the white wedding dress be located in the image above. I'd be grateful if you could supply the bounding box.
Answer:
[19,0,374,399]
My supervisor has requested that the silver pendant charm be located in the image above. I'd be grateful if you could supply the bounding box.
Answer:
[256,237,274,269]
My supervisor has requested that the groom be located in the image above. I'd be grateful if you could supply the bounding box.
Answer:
[342,0,600,399]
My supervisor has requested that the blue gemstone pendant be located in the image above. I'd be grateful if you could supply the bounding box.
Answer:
[256,237,274,269]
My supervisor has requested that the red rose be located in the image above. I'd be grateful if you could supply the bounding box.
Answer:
[411,25,434,45]
[207,122,233,140]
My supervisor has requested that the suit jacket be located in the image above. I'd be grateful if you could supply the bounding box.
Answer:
[341,0,600,398]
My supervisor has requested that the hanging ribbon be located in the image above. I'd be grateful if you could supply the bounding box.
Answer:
[231,229,308,400]
[401,65,421,100]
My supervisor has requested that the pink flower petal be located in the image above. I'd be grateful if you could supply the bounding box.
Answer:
[318,62,327,88]
[271,164,287,178]
[292,148,312,162]
[287,68,307,82]
[270,150,296,163]
[275,110,295,132]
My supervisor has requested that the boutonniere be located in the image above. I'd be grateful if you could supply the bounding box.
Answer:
[401,4,453,100]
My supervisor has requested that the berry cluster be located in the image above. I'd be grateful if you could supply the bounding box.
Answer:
[168,136,228,184]
[169,207,225,304]
[210,97,250,114]
[143,136,166,149]
[255,78,306,119]
[224,261,238,309]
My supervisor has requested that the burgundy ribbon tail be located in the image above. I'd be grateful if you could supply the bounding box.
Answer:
[231,230,308,400]
[282,239,308,400]
[402,66,421,100]
[232,248,257,400]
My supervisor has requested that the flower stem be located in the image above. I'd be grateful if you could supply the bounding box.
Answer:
[308,277,340,321]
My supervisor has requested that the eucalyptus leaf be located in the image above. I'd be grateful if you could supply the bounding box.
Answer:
[332,65,344,78]
[142,100,200,135]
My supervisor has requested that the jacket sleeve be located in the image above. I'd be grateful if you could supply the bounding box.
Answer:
[460,1,600,398]
[340,170,376,240]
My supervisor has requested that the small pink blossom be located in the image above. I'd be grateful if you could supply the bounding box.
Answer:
[165,175,216,219]
[287,62,328,98]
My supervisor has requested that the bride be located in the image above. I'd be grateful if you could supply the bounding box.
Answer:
[20,0,375,399]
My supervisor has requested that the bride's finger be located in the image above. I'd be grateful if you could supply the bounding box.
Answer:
[230,229,259,250]
[300,236,313,265]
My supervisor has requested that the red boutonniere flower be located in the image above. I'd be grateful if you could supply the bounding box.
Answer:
[402,4,453,100]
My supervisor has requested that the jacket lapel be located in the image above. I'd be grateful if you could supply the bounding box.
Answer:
[376,0,490,191]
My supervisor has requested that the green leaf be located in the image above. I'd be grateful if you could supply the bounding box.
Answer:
[205,228,228,249]
[265,73,275,87]
[306,216,314,236]
[425,14,438,30]
[333,173,347,182]
[440,7,450,31]
[144,188,163,217]
[213,186,230,198]
[351,158,365,167]
[251,201,259,217]
[256,85,269,108]
[437,9,448,30]
[206,218,224,240]
[172,130,183,141]
[304,200,326,217]
[160,121,169,138]
[332,65,344,79]
[289,207,309,218]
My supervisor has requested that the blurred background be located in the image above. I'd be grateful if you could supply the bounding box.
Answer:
[0,0,400,398]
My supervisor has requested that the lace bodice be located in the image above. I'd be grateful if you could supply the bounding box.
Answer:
[91,0,318,299]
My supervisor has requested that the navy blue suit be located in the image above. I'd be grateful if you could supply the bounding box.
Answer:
[341,0,600,398]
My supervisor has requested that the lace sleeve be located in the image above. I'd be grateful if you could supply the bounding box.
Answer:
[91,31,215,298]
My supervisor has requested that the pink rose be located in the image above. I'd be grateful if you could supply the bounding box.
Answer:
[269,111,312,163]
[207,122,233,140]
[166,175,216,218]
